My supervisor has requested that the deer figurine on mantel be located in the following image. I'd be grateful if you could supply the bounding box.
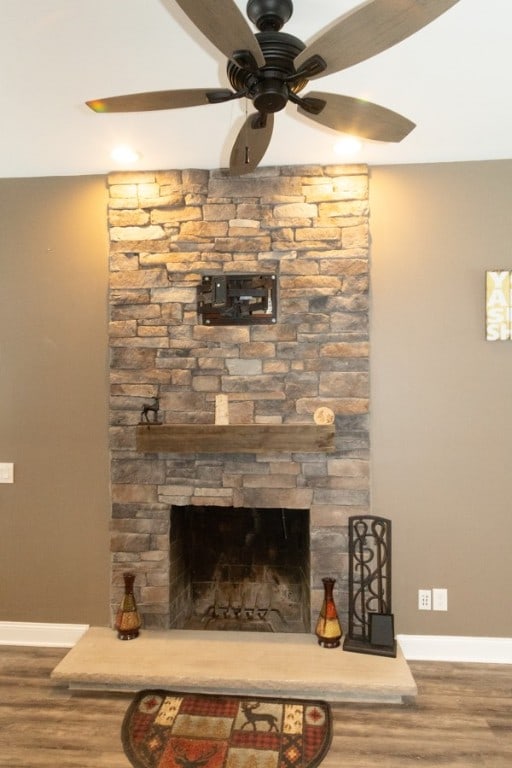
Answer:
[139,396,160,425]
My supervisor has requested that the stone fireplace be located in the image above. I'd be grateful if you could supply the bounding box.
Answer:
[108,164,370,633]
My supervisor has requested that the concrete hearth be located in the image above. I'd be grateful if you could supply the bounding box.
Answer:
[51,627,417,704]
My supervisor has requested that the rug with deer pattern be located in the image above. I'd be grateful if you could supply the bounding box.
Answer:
[122,690,332,768]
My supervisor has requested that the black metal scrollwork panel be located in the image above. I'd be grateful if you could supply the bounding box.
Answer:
[345,515,395,656]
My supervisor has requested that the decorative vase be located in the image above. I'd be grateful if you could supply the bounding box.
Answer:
[315,577,342,648]
[115,572,141,640]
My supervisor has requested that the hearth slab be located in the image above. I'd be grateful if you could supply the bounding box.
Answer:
[51,627,417,704]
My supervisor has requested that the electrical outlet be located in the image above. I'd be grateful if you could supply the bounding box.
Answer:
[418,589,432,610]
[433,588,448,611]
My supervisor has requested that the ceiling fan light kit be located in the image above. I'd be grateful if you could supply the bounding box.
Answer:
[86,0,460,175]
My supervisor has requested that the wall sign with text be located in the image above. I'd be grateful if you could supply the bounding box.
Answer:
[486,271,511,341]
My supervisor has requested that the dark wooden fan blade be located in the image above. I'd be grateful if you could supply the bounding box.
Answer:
[295,0,460,79]
[229,113,274,175]
[297,91,415,142]
[174,0,264,67]
[86,89,233,113]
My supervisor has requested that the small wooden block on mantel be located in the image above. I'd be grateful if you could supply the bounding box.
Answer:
[136,424,335,454]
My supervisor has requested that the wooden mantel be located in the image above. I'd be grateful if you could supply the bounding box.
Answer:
[136,423,335,454]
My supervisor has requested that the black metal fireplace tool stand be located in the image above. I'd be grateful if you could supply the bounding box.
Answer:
[343,515,397,657]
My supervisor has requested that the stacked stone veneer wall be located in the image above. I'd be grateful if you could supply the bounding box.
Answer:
[108,164,370,631]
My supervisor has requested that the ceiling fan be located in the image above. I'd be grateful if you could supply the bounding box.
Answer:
[86,0,460,174]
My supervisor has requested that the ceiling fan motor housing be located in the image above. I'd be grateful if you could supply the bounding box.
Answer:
[227,31,307,114]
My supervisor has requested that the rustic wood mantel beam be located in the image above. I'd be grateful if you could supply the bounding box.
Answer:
[136,424,335,454]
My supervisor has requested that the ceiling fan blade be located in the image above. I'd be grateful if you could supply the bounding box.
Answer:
[229,113,274,175]
[86,88,233,113]
[174,0,265,67]
[297,91,415,142]
[295,0,460,79]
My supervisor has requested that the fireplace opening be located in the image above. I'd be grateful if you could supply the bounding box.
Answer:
[170,505,310,633]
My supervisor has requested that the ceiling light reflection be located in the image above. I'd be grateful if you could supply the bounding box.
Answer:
[111,145,141,165]
[334,136,363,157]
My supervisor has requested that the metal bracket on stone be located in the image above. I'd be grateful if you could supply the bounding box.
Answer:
[198,274,277,325]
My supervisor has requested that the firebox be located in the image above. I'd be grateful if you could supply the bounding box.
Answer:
[170,505,310,633]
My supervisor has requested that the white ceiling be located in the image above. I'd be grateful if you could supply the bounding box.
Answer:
[1,0,510,178]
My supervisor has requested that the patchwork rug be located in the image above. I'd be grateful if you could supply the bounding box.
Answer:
[122,689,332,768]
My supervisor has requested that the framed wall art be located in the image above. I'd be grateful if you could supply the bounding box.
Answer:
[486,270,511,341]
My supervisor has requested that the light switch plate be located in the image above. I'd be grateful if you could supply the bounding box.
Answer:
[432,588,448,611]
[0,463,14,483]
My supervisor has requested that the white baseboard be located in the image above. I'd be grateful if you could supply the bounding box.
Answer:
[1,623,511,662]
[0,622,89,648]
[397,634,512,664]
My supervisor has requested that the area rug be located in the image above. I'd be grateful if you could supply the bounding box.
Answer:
[122,689,332,768]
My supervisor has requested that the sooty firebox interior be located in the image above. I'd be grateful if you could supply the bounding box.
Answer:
[170,505,310,633]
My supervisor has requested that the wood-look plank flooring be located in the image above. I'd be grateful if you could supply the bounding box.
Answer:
[0,646,511,767]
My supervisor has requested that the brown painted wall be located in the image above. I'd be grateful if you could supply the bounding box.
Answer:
[0,176,111,624]
[370,160,512,636]
[1,161,511,636]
